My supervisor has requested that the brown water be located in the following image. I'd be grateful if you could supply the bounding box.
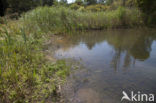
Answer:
[53,29,156,103]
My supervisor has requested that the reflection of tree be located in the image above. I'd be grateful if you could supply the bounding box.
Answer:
[105,29,155,70]
[86,42,96,50]
[111,49,121,71]
[123,53,131,68]
[66,31,107,50]
[62,29,156,71]
[129,36,152,60]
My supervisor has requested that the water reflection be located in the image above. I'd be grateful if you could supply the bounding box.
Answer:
[55,29,156,71]
[53,29,156,103]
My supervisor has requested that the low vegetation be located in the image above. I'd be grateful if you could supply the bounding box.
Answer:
[0,20,70,102]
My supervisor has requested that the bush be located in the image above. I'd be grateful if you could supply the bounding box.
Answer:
[70,3,82,10]
[6,0,40,13]
[0,17,5,24]
[85,4,110,12]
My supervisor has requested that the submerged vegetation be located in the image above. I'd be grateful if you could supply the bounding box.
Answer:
[0,0,155,102]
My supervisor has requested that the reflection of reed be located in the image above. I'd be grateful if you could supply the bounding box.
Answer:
[56,29,156,71]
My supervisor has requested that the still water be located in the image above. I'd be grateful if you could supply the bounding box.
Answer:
[54,29,156,103]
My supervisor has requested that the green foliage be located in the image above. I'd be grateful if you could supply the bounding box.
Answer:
[109,0,123,9]
[136,0,155,14]
[0,19,69,103]
[85,4,110,12]
[7,0,40,13]
[106,0,137,9]
[0,0,8,16]
[106,0,114,5]
[0,17,4,23]
[1,0,156,26]
[21,6,143,34]
[75,0,84,5]
[42,0,55,6]
[1,0,55,15]
[136,0,156,25]
[125,0,137,7]
[86,0,97,5]
[70,3,83,10]
[60,0,68,4]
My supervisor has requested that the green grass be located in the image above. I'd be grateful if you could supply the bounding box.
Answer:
[0,20,69,103]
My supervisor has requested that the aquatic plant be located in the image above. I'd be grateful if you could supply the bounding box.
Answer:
[21,6,143,34]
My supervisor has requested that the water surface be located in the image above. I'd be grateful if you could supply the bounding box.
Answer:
[54,29,156,103]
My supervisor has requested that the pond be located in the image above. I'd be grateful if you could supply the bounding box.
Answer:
[53,29,156,103]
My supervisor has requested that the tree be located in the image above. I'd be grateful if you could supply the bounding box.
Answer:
[136,0,156,14]
[0,0,8,16]
[106,0,114,5]
[2,0,55,14]
[136,0,156,24]
[42,0,54,6]
[75,0,84,5]
[86,0,97,5]
[98,0,105,4]
[6,0,39,13]
[60,0,67,4]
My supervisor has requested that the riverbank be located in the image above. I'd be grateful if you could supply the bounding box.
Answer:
[0,6,152,103]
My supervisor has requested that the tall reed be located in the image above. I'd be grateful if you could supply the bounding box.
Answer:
[21,6,143,34]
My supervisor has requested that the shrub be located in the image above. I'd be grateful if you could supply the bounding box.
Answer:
[85,4,110,12]
[70,3,82,10]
